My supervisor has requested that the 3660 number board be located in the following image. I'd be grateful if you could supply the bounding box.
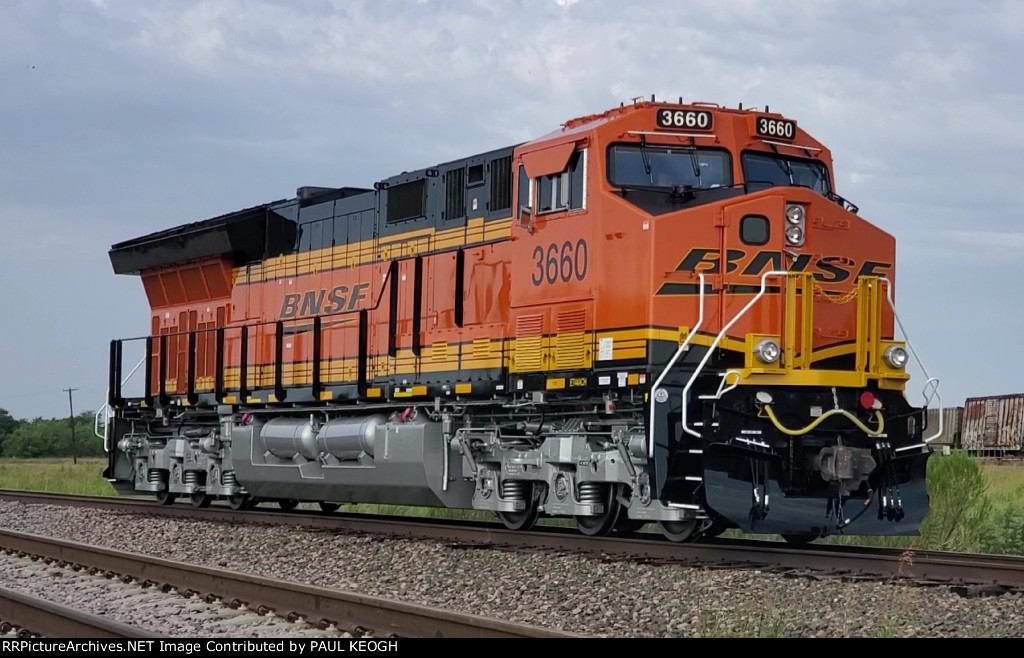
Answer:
[655,109,713,130]
[754,116,797,140]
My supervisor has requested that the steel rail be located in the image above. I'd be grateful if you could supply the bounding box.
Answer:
[0,585,166,639]
[0,526,579,639]
[2,489,1024,592]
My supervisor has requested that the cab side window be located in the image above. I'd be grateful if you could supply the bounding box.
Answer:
[536,149,586,214]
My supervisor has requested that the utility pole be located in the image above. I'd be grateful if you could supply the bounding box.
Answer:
[63,387,78,465]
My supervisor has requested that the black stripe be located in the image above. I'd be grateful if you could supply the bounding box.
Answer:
[412,256,423,356]
[656,283,791,295]
[237,235,511,287]
[388,260,399,357]
[727,284,782,294]
[656,283,713,295]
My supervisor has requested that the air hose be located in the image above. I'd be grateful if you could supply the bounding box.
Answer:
[762,405,885,437]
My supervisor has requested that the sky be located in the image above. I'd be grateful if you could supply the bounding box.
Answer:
[1,0,1022,420]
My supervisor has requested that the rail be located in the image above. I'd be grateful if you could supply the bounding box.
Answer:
[0,585,165,638]
[0,527,577,639]
[2,490,1023,592]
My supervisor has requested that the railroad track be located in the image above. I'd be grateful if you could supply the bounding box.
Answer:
[0,526,577,639]
[0,585,165,638]
[2,489,1023,594]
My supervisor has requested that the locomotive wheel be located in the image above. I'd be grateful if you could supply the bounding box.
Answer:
[318,502,341,513]
[576,485,621,536]
[659,519,698,542]
[228,494,251,511]
[155,491,177,506]
[190,493,212,508]
[781,533,817,545]
[278,499,299,511]
[497,484,541,531]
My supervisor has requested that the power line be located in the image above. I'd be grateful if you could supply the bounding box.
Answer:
[63,387,78,465]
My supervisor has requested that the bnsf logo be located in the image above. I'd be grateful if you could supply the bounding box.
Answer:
[676,248,891,283]
[280,282,371,319]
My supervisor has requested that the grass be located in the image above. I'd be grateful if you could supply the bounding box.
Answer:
[3,452,1024,555]
[0,458,114,496]
[696,608,789,638]
[978,464,1024,513]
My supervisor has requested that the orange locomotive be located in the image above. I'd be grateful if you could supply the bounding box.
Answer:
[99,98,942,542]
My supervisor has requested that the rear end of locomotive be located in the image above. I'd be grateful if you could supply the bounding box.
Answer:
[632,103,941,542]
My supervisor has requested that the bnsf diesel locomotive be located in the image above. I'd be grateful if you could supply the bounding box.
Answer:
[98,98,942,543]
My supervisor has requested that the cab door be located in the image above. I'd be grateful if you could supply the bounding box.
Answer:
[508,140,594,379]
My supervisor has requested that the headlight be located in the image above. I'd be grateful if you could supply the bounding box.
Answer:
[753,339,781,364]
[785,225,804,245]
[883,345,908,369]
[785,204,805,224]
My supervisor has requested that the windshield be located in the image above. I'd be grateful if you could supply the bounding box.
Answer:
[741,152,830,194]
[608,144,732,189]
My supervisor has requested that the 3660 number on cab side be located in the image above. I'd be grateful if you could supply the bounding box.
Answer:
[532,240,588,286]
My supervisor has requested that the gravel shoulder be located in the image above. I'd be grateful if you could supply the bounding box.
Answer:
[0,501,1021,637]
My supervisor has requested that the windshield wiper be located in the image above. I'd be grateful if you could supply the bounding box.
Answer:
[615,183,699,202]
[688,148,702,186]
[772,156,795,185]
[640,134,652,181]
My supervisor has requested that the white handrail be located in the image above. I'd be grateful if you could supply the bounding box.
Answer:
[96,355,148,451]
[681,271,790,438]
[648,274,706,458]
[875,277,942,452]
[660,272,939,451]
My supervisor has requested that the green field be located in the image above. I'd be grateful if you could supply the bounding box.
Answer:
[1,453,1022,554]
[0,458,114,496]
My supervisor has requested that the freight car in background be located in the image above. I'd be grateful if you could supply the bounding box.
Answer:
[960,394,1024,457]
[924,406,962,454]
[926,395,1024,457]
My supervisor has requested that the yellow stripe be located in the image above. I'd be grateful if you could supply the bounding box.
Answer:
[235,216,512,284]
[207,326,865,397]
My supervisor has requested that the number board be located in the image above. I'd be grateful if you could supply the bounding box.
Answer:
[655,109,713,131]
[754,116,797,140]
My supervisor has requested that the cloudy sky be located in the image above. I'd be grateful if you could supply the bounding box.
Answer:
[1,0,1022,420]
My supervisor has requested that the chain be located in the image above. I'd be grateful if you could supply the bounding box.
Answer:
[812,280,859,304]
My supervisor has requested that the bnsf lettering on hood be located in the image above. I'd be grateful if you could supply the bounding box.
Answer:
[280,283,370,319]
[676,248,891,283]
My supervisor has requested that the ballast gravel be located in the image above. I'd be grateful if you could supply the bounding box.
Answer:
[0,550,357,638]
[1,500,1022,638]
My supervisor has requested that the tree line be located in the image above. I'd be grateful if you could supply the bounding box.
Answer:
[0,408,104,458]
